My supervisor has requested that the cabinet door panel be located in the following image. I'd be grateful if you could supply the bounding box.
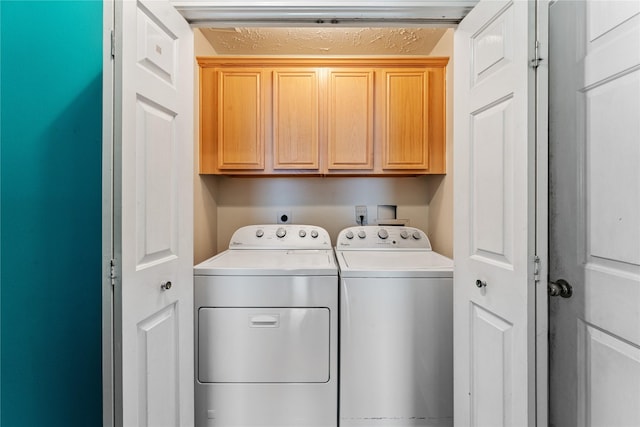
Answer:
[327,70,374,170]
[273,70,320,170]
[217,69,265,170]
[382,70,429,170]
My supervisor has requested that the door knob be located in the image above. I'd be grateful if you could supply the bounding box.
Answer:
[548,279,572,298]
[160,281,172,291]
[475,279,487,288]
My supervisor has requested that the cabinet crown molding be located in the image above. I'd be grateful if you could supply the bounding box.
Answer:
[197,56,449,68]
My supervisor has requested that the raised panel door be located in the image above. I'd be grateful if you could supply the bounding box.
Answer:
[381,69,429,170]
[453,0,546,425]
[326,69,374,170]
[549,2,640,426]
[273,69,320,170]
[110,0,194,424]
[216,69,266,170]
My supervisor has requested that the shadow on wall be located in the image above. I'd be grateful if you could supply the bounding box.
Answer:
[207,175,450,254]
[215,175,436,206]
[1,53,103,427]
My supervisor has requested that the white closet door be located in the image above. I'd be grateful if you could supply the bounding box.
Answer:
[110,0,194,425]
[453,1,546,425]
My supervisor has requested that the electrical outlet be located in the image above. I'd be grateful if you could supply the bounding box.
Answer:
[277,211,292,224]
[355,205,367,225]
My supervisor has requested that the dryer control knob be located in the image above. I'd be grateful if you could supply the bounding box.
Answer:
[256,229,264,238]
[276,227,287,238]
[378,229,389,239]
[345,231,354,239]
[299,229,307,238]
[358,230,366,239]
[310,230,319,238]
[400,230,409,239]
[412,231,422,240]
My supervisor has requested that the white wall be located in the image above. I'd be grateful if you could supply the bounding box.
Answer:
[215,176,433,250]
[194,29,219,263]
[426,28,454,258]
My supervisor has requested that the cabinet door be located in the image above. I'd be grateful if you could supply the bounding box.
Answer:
[380,69,430,170]
[327,69,374,170]
[273,69,320,170]
[216,69,265,170]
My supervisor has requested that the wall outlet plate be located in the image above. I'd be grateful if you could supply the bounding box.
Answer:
[355,205,367,225]
[277,211,292,224]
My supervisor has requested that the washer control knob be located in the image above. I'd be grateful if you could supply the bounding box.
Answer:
[412,231,422,240]
[310,230,319,238]
[358,230,366,239]
[400,230,409,239]
[299,229,307,238]
[276,227,286,238]
[256,229,264,238]
[345,231,354,239]
[378,229,389,240]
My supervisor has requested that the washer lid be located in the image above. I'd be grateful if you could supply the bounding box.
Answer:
[336,250,453,278]
[194,249,338,276]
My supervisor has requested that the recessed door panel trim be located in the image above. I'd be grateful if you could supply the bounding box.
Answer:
[136,2,177,86]
[198,307,330,383]
[137,303,180,427]
[470,94,515,269]
[470,1,514,86]
[470,303,514,427]
[577,320,640,427]
[135,95,178,270]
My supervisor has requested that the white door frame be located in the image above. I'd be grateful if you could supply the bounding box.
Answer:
[102,1,115,425]
[535,1,549,425]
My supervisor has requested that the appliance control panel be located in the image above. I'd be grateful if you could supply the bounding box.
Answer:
[336,226,432,250]
[229,224,332,250]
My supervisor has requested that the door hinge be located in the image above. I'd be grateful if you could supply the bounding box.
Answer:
[533,256,541,282]
[109,258,117,287]
[110,29,115,59]
[530,40,543,69]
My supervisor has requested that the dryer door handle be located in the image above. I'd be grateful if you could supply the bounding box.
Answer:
[249,314,280,328]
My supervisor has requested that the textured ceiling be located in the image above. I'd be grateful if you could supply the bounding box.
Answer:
[202,27,448,55]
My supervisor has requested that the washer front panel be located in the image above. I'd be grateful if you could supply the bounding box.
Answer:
[339,277,453,426]
[199,307,330,383]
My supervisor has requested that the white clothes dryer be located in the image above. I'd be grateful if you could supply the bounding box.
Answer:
[194,224,338,427]
[335,226,453,427]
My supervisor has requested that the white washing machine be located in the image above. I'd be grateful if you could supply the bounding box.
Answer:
[193,224,338,427]
[335,226,453,427]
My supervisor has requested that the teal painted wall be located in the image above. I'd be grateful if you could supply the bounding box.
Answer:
[1,1,103,425]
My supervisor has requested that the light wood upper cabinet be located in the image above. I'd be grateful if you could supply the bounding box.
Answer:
[273,70,320,170]
[326,69,374,170]
[198,57,448,176]
[381,69,430,170]
[200,67,266,172]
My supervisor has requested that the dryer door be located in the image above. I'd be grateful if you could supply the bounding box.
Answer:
[198,307,330,383]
